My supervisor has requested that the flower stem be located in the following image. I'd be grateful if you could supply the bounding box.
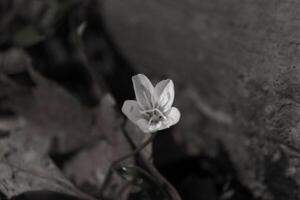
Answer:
[114,132,157,166]
[100,132,158,195]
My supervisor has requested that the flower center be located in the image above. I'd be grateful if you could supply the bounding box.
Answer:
[141,108,167,126]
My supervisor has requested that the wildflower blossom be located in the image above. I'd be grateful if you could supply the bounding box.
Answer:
[122,74,180,133]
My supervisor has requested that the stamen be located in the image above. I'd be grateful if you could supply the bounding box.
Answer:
[140,109,155,114]
[148,117,154,125]
[154,108,167,121]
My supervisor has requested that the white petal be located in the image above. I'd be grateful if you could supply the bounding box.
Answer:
[157,123,170,131]
[143,107,180,132]
[164,107,180,127]
[132,74,155,110]
[136,119,153,133]
[155,79,174,112]
[122,100,142,123]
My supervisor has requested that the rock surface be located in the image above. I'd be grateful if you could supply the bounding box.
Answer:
[102,0,300,199]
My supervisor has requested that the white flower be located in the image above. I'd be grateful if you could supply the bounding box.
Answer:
[122,74,180,133]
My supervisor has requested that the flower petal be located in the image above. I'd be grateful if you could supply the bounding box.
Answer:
[136,119,153,133]
[141,107,180,132]
[134,107,180,133]
[155,79,174,112]
[132,74,155,110]
[163,107,180,128]
[122,100,142,123]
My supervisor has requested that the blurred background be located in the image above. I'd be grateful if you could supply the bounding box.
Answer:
[0,0,300,200]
